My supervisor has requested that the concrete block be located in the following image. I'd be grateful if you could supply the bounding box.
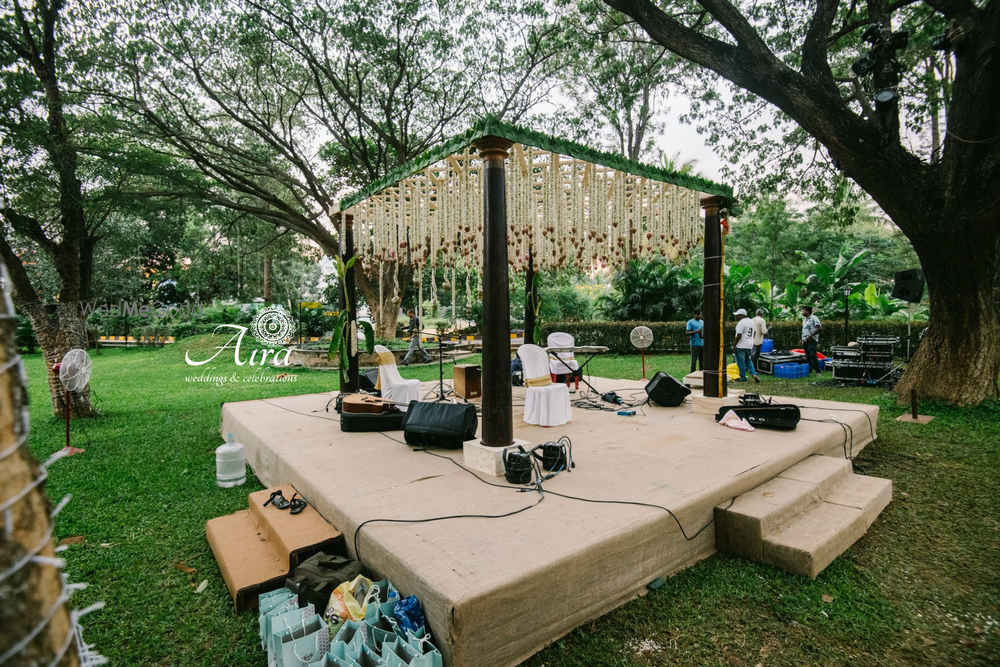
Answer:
[692,393,741,415]
[683,371,703,388]
[463,438,533,478]
[763,501,867,578]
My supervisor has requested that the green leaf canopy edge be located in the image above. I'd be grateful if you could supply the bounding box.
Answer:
[337,115,734,213]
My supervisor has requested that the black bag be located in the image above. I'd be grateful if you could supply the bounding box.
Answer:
[340,409,406,432]
[285,552,370,615]
[401,401,478,449]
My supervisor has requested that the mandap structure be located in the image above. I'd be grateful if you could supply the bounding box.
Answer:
[331,117,734,445]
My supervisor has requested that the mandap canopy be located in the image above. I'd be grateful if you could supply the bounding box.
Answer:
[333,116,733,446]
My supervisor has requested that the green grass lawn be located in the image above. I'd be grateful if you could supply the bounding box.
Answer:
[24,337,1000,666]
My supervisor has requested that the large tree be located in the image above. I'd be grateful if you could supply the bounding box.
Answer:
[604,0,1000,405]
[1,0,99,417]
[94,0,563,337]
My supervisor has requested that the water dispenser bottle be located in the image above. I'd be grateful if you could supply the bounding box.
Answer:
[216,433,246,488]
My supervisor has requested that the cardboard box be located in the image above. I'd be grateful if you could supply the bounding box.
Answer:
[206,484,345,611]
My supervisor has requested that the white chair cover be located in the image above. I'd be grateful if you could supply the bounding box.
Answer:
[517,344,571,427]
[374,345,420,407]
[546,332,580,376]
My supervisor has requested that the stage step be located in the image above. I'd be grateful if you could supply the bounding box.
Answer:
[715,455,891,578]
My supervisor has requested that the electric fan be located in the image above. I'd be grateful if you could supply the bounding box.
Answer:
[629,326,654,381]
[57,348,92,456]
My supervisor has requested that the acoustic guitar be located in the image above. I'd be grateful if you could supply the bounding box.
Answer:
[341,394,399,414]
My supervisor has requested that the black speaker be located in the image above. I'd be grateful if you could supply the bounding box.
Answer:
[891,269,925,303]
[401,401,478,449]
[645,371,691,407]
[358,369,379,392]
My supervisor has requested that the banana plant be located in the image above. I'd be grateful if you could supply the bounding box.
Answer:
[327,256,374,368]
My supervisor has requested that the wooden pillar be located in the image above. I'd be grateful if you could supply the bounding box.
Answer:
[524,251,535,345]
[475,136,514,447]
[701,196,727,398]
[339,213,359,393]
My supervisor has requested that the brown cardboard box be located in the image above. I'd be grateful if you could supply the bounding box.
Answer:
[206,484,344,611]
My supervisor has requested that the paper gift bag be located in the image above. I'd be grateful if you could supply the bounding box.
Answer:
[364,580,400,624]
[380,636,420,667]
[364,611,401,648]
[305,641,360,667]
[268,604,316,665]
[353,645,388,667]
[333,619,375,656]
[276,616,330,667]
[403,631,442,667]
[260,594,298,649]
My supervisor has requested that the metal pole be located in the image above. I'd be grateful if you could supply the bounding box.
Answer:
[474,136,514,447]
[844,290,849,346]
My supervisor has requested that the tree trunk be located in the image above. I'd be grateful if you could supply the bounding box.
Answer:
[20,302,93,418]
[263,246,273,305]
[894,228,1000,405]
[355,261,410,340]
[1,261,80,667]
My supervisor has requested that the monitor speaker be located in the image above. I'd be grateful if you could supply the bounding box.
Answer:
[645,371,691,407]
[359,369,379,392]
[891,268,925,303]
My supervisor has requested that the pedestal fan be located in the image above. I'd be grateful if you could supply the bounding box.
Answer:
[629,326,654,381]
[55,349,91,456]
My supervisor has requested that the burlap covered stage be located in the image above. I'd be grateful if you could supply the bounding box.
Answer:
[221,377,879,667]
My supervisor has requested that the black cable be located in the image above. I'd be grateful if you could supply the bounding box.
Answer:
[544,490,735,542]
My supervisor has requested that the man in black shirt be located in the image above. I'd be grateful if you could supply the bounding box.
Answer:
[402,309,432,365]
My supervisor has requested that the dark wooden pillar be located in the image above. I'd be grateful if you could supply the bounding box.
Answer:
[701,196,727,398]
[524,251,535,345]
[339,213,360,393]
[475,136,514,447]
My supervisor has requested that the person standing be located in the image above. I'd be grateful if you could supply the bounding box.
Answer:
[732,308,760,383]
[686,309,705,373]
[751,308,769,369]
[402,309,432,365]
[800,305,823,375]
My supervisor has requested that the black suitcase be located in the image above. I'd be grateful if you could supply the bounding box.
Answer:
[401,401,478,449]
[340,409,406,432]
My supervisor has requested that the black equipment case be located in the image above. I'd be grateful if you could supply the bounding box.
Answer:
[401,401,478,449]
[340,409,406,433]
[756,352,806,375]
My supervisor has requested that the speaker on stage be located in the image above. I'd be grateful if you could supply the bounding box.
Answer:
[359,369,379,392]
[402,401,478,449]
[645,371,691,407]
[891,268,925,303]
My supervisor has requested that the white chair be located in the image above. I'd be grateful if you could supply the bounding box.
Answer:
[517,344,571,427]
[547,331,580,390]
[374,345,420,408]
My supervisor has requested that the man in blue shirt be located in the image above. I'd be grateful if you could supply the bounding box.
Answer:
[686,309,704,373]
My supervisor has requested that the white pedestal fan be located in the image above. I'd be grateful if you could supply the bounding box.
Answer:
[55,348,91,456]
[630,326,654,381]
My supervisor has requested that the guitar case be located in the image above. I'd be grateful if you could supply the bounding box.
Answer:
[340,408,406,433]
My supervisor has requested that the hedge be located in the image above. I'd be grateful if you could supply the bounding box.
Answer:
[540,319,920,357]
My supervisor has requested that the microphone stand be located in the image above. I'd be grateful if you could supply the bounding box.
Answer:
[413,328,453,402]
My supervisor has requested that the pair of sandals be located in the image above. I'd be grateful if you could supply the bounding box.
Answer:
[264,490,307,515]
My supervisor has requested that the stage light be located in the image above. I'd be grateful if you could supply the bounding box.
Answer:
[862,23,883,44]
[888,30,910,51]
[851,53,874,77]
[931,33,951,51]
[873,89,898,104]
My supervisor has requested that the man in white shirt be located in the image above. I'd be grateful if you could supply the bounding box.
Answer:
[800,305,823,375]
[751,308,769,369]
[732,309,760,383]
